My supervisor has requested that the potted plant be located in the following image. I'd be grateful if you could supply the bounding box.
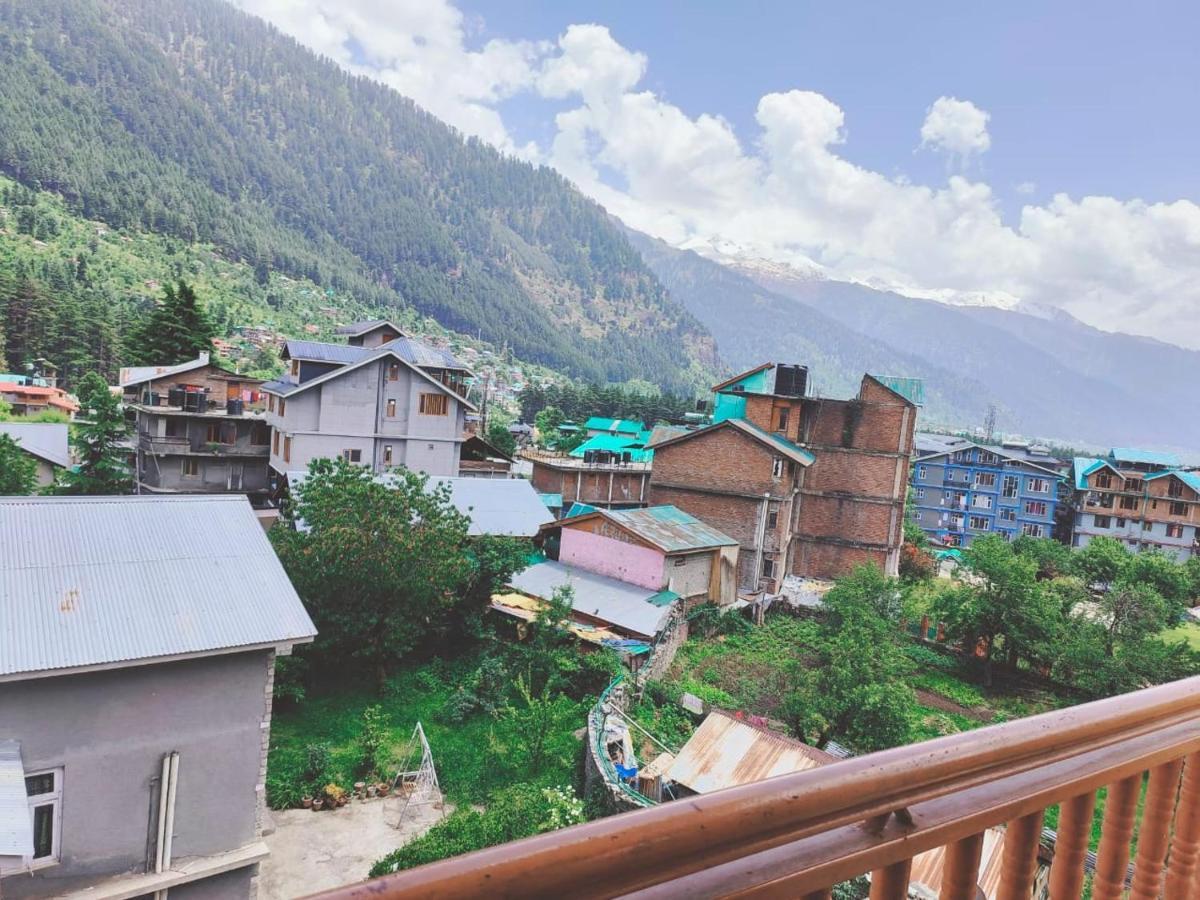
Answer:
[312,797,324,811]
[354,781,366,799]
[301,795,313,809]
[324,783,347,808]
[377,781,391,797]
[366,784,377,799]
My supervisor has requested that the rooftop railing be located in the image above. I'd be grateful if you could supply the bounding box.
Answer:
[310,675,1200,900]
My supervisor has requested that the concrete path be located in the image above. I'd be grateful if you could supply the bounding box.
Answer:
[259,794,451,899]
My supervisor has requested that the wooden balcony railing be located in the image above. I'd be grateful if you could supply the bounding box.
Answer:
[310,676,1200,900]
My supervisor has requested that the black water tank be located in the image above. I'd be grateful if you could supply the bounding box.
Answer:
[775,364,809,398]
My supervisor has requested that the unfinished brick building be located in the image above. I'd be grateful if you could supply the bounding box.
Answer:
[649,364,920,592]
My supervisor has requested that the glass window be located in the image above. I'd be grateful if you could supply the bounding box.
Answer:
[968,515,990,531]
[387,399,397,417]
[1022,523,1045,538]
[974,472,996,488]
[181,458,200,478]
[1094,515,1111,529]
[384,445,394,466]
[1001,476,1018,498]
[772,458,784,478]
[342,449,362,463]
[1024,500,1048,517]
[1028,478,1050,494]
[1171,501,1187,517]
[419,393,448,416]
[1167,523,1185,538]
[24,768,62,866]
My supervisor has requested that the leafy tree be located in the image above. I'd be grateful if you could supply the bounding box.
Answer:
[0,433,38,494]
[1072,536,1130,591]
[1121,551,1191,618]
[1097,582,1171,656]
[485,420,517,458]
[58,372,131,495]
[0,397,11,422]
[824,564,904,623]
[1011,535,1074,581]
[533,406,564,447]
[271,458,476,690]
[457,535,532,638]
[491,673,579,775]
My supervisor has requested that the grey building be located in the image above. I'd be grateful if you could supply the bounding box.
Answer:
[0,423,69,488]
[119,353,271,501]
[263,323,476,485]
[0,495,315,898]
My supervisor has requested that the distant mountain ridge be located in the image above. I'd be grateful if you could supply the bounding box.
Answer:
[0,0,715,391]
[627,228,1200,452]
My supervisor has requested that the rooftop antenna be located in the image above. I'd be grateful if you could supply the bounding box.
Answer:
[984,404,998,444]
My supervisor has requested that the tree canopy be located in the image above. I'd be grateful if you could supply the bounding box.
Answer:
[57,371,131,494]
[0,433,38,494]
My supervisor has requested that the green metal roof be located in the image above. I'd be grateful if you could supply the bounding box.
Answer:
[1110,447,1181,467]
[646,590,681,607]
[570,432,654,462]
[538,493,563,509]
[870,375,926,406]
[584,416,646,434]
[1073,456,1115,491]
[1144,470,1200,494]
[733,419,817,466]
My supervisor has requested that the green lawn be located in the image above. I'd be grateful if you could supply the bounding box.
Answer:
[1161,619,1200,651]
[267,651,586,810]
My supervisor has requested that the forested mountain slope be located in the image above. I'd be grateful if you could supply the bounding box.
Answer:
[0,0,715,390]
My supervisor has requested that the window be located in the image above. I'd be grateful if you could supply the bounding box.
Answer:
[1168,480,1185,499]
[673,557,687,567]
[419,393,448,416]
[1171,501,1187,517]
[1094,515,1112,529]
[772,457,785,478]
[999,507,1016,523]
[767,509,779,529]
[1119,496,1138,510]
[1167,523,1185,539]
[283,436,292,464]
[1024,500,1048,517]
[1002,476,1018,499]
[251,423,269,446]
[1028,478,1050,494]
[205,423,235,445]
[206,423,220,443]
[1022,523,1045,538]
[1143,520,1154,532]
[388,363,401,382]
[978,451,1000,465]
[342,449,362,463]
[972,494,993,510]
[165,419,187,439]
[968,515,990,531]
[761,558,775,579]
[268,394,276,413]
[916,488,926,500]
[384,445,394,466]
[1124,478,1142,492]
[1096,473,1113,489]
[23,769,62,868]
[974,472,996,488]
[181,458,200,478]
[1116,517,1126,528]
[290,359,300,377]
[776,407,789,433]
[272,431,280,455]
[386,399,397,418]
[917,465,928,480]
[278,398,286,417]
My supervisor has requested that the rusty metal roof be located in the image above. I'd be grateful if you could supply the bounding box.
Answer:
[907,826,1007,899]
[605,506,738,553]
[0,496,316,680]
[666,711,837,794]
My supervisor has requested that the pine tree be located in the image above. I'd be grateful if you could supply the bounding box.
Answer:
[0,433,39,495]
[125,280,217,366]
[58,372,131,495]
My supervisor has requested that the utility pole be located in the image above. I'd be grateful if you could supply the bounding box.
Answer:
[984,404,997,444]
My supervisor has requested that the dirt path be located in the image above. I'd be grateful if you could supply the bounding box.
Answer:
[914,689,994,722]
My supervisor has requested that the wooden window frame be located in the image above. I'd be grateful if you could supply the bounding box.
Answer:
[283,436,292,464]
[181,458,201,478]
[419,393,448,416]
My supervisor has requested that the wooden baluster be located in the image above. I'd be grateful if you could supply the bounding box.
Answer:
[869,858,913,900]
[1130,758,1184,898]
[1048,791,1097,900]
[1165,751,1200,900]
[1092,774,1143,900]
[940,833,985,900]
[997,809,1044,900]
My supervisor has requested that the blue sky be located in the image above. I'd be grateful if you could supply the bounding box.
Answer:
[236,0,1200,348]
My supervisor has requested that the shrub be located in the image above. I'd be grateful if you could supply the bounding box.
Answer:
[265,766,307,810]
[902,644,960,673]
[355,705,391,779]
[303,742,333,789]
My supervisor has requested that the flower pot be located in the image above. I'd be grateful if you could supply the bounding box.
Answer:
[301,796,313,809]
[378,782,390,797]
[366,785,377,798]
[312,799,324,811]
[354,781,366,798]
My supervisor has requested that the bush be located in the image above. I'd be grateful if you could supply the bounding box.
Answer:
[902,644,960,673]
[440,655,509,723]
[273,654,307,706]
[355,705,391,779]
[265,766,307,810]
[303,742,333,789]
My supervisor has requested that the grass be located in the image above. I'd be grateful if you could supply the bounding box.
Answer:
[1161,620,1200,651]
[267,650,587,809]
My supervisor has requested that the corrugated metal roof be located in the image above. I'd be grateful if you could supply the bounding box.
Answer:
[1144,469,1200,495]
[584,417,646,434]
[380,337,466,371]
[666,711,837,794]
[334,319,403,336]
[569,433,654,462]
[908,826,1006,898]
[427,477,554,537]
[869,374,926,406]
[0,740,32,858]
[730,419,816,466]
[1073,456,1115,491]
[1110,447,1181,467]
[283,340,368,364]
[0,496,316,679]
[538,493,563,509]
[119,353,211,388]
[508,560,675,638]
[605,506,738,552]
[0,423,69,468]
[260,378,302,397]
[645,425,690,447]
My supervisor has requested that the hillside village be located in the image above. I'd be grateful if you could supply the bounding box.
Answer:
[3,308,1200,899]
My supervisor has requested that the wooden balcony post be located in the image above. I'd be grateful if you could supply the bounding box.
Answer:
[1129,758,1184,898]
[940,832,985,900]
[997,809,1044,900]
[1092,773,1143,900]
[869,857,912,900]
[1165,751,1200,900]
[1047,791,1098,900]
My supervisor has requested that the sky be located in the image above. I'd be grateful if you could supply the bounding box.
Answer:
[233,0,1200,349]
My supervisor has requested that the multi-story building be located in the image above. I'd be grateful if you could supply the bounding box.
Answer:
[1071,448,1200,560]
[261,322,475,483]
[526,448,654,512]
[119,353,270,501]
[910,438,1064,546]
[648,363,920,592]
[0,495,315,898]
[0,374,79,419]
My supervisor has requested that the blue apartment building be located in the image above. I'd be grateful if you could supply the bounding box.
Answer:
[911,437,1064,547]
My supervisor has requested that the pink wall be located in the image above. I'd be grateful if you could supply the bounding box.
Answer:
[560,529,665,590]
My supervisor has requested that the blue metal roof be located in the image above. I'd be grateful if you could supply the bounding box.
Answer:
[379,336,466,371]
[1110,447,1181,467]
[584,416,646,434]
[1144,470,1200,494]
[285,337,465,371]
[538,493,563,510]
[0,496,316,679]
[870,375,926,406]
[284,340,367,364]
[1073,456,1115,491]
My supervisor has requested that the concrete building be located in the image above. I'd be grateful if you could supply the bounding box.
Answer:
[119,353,270,501]
[0,495,315,898]
[262,324,475,485]
[542,505,740,606]
[0,423,69,487]
[0,375,79,419]
[911,438,1064,546]
[1070,449,1200,560]
[648,364,920,591]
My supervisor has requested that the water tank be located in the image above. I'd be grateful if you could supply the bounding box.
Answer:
[227,398,244,416]
[774,364,809,398]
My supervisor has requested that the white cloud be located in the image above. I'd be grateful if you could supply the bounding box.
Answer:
[920,96,991,163]
[232,0,1200,350]
[1015,181,1037,195]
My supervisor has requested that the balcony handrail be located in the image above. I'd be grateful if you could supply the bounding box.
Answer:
[310,675,1200,899]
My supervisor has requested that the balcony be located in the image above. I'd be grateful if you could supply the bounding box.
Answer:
[522,448,653,473]
[310,676,1200,899]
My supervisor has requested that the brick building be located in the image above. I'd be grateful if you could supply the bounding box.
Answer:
[648,364,919,591]
[526,449,652,511]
